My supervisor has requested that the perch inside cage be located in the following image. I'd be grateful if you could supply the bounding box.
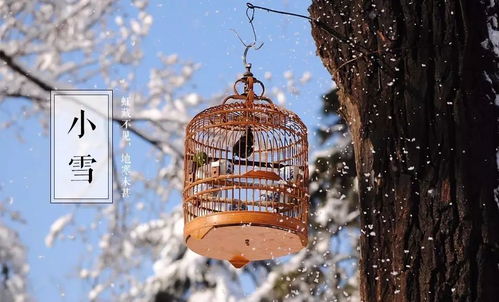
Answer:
[183,64,309,268]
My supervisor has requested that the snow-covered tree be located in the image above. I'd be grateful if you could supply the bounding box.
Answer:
[0,197,29,302]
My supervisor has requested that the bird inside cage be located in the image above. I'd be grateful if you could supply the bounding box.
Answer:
[193,151,209,169]
[232,126,254,159]
[190,151,209,197]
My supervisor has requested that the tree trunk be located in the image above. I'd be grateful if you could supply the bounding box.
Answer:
[309,1,499,301]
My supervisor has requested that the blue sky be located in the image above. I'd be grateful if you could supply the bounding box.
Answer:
[0,1,334,301]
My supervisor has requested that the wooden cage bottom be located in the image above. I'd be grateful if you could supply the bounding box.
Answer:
[184,211,308,268]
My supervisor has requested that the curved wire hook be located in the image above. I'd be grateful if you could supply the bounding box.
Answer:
[242,42,263,67]
[228,3,264,68]
[229,29,263,66]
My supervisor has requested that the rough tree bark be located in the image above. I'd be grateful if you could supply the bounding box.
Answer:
[309,0,499,301]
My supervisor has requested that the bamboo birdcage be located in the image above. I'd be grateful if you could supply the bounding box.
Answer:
[183,65,309,268]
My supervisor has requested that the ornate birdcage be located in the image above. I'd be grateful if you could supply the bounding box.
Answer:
[183,64,309,268]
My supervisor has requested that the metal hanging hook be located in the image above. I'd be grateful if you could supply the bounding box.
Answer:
[229,30,263,70]
[229,2,264,69]
[242,43,262,70]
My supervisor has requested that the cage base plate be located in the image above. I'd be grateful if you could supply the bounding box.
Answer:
[185,212,307,268]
